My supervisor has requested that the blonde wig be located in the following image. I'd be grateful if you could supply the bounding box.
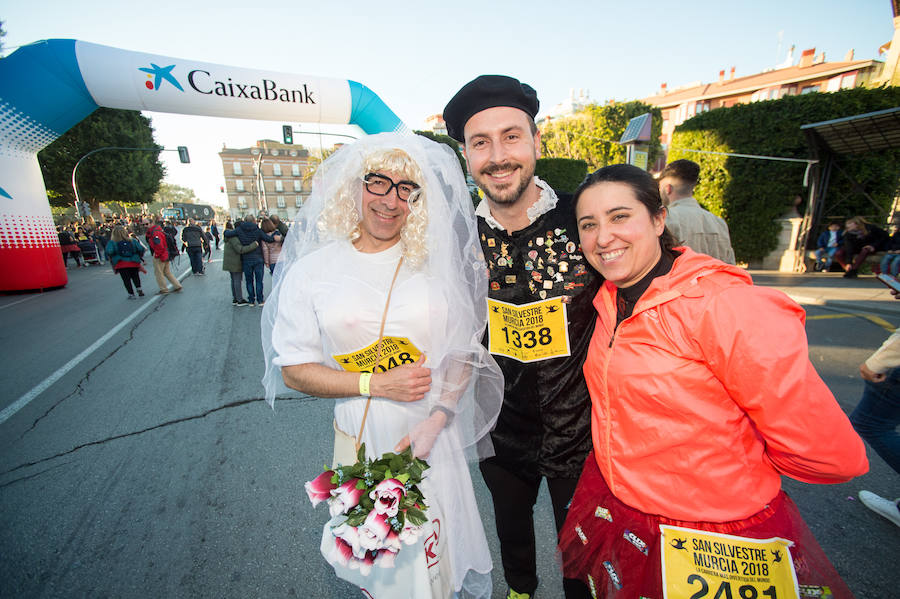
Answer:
[318,147,429,269]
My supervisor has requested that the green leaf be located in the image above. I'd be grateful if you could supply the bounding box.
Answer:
[405,508,428,526]
[396,473,410,484]
[345,511,367,527]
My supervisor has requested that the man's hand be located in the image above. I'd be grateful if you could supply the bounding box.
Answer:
[860,362,886,383]
[371,354,431,403]
[394,410,448,458]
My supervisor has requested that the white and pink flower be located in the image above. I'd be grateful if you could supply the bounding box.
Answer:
[399,520,424,545]
[328,479,364,517]
[369,478,406,518]
[305,470,337,507]
[357,510,391,552]
[375,548,397,569]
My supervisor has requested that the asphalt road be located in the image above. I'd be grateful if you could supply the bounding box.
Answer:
[0,256,897,598]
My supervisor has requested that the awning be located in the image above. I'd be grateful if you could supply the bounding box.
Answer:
[801,106,900,154]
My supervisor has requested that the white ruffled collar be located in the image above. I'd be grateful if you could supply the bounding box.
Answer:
[475,176,559,231]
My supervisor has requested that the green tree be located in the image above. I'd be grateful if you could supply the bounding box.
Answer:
[540,101,663,170]
[38,108,165,217]
[414,130,466,174]
[153,182,198,205]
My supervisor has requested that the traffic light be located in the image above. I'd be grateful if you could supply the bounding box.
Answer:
[282,125,293,144]
[177,146,190,163]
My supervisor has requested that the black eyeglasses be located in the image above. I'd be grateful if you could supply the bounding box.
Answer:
[363,173,421,201]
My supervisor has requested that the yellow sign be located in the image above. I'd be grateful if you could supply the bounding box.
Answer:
[332,336,422,373]
[660,525,800,599]
[633,150,649,170]
[487,297,570,362]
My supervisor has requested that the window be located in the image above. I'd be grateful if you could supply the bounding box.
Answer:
[235,179,244,191]
[275,180,284,192]
[277,196,286,208]
[238,196,247,208]
[233,161,243,175]
[273,163,282,176]
[295,195,303,207]
[841,73,857,89]
[292,164,301,176]
[293,180,302,192]
[800,85,820,95]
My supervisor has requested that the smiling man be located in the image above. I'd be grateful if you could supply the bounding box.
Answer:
[444,75,597,599]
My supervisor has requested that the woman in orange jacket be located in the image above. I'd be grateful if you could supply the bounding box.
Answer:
[558,164,868,598]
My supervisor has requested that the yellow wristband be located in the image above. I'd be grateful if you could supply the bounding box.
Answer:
[359,372,372,397]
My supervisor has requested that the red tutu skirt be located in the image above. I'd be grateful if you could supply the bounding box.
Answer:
[558,457,853,598]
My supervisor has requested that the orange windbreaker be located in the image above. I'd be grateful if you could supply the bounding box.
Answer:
[584,248,868,522]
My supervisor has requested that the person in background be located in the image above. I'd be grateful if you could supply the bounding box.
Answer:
[58,225,84,268]
[835,216,889,279]
[851,326,900,528]
[106,225,146,299]
[145,217,183,295]
[222,221,258,306]
[270,213,289,237]
[202,226,213,263]
[656,159,736,264]
[260,217,284,275]
[813,222,843,272]
[181,218,206,275]
[558,164,868,598]
[210,218,220,250]
[224,215,275,306]
[879,216,900,277]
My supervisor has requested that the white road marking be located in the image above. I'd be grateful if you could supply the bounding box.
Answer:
[0,267,191,426]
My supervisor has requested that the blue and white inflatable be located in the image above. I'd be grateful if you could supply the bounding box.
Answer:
[0,39,406,291]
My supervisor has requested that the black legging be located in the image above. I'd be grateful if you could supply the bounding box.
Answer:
[117,267,142,294]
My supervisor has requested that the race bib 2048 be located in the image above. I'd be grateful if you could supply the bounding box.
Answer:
[332,336,422,373]
[487,297,570,363]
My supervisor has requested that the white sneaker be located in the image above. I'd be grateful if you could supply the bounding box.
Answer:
[858,490,900,527]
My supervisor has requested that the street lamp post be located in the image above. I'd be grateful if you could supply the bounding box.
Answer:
[71,146,183,223]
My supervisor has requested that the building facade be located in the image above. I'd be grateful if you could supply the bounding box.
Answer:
[218,140,313,221]
[642,49,884,167]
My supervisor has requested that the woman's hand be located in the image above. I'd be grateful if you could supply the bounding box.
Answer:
[370,354,431,403]
[394,410,448,458]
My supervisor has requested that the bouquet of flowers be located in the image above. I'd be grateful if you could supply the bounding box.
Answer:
[305,444,430,574]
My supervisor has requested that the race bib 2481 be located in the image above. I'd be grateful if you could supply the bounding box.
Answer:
[659,525,800,599]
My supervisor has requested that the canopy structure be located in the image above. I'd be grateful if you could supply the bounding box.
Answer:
[0,39,406,291]
[794,107,900,271]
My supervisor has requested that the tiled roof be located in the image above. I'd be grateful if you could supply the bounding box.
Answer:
[643,60,882,106]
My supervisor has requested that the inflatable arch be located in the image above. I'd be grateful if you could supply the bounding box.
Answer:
[0,39,406,292]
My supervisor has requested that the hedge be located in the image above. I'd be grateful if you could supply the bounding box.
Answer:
[535,157,589,194]
[669,86,900,262]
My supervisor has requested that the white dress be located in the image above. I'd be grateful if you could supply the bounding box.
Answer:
[273,240,491,599]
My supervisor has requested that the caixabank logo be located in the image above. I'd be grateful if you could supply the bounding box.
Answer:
[139,63,184,92]
[138,63,316,104]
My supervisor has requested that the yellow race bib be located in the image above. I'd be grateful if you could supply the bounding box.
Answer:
[487,297,570,362]
[332,336,422,373]
[659,525,800,599]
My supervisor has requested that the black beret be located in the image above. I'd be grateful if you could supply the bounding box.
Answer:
[443,75,539,142]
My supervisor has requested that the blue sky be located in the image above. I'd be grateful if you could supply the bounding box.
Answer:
[3,0,893,207]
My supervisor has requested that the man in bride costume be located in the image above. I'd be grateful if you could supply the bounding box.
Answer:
[261,132,504,598]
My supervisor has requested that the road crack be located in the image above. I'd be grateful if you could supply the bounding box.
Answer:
[16,299,166,442]
[1,395,315,483]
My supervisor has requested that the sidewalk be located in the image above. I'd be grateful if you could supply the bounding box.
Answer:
[750,270,900,322]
